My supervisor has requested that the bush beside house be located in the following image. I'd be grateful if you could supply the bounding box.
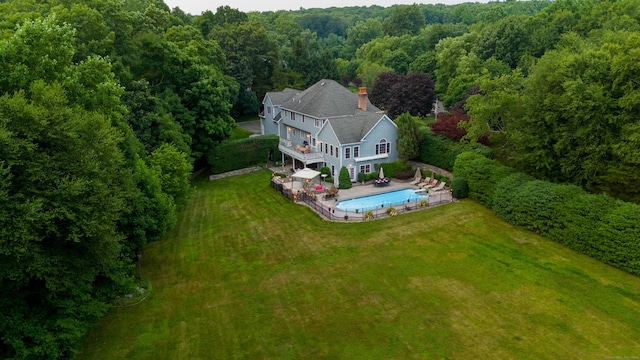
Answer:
[338,166,353,189]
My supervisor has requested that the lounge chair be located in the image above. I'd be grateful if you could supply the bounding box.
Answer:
[425,179,438,188]
[430,182,447,192]
[410,176,423,185]
[418,178,431,188]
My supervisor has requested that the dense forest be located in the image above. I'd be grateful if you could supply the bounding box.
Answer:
[1,0,639,358]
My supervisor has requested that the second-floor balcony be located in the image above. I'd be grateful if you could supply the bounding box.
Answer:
[279,139,324,164]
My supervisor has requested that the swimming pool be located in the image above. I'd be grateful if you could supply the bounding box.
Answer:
[336,188,428,212]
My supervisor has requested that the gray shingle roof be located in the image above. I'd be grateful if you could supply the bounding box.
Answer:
[281,79,380,118]
[266,88,300,105]
[327,110,386,144]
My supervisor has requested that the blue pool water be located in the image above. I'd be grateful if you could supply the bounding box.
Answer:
[336,189,428,212]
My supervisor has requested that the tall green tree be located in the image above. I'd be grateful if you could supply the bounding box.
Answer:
[382,5,425,37]
[395,112,420,160]
[149,143,193,206]
[209,20,278,117]
[0,82,130,359]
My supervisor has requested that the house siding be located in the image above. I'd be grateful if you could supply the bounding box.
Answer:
[261,96,280,136]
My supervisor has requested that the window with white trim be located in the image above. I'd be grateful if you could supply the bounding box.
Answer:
[359,164,371,174]
[267,106,272,114]
[315,119,321,127]
[325,143,328,153]
[330,145,333,157]
[354,146,359,158]
[345,147,351,159]
[335,148,339,159]
[292,128,297,136]
[375,139,388,155]
[291,112,296,121]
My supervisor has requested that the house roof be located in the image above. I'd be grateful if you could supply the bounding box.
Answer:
[326,110,387,144]
[265,88,300,105]
[281,79,380,118]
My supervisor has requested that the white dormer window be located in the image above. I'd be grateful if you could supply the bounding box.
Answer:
[314,119,321,127]
[291,112,296,121]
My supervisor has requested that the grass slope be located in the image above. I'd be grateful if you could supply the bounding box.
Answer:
[79,170,640,359]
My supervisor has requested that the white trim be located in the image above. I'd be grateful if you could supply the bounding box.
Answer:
[354,154,389,162]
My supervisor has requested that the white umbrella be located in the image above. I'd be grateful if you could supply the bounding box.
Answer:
[379,167,385,179]
[414,168,421,180]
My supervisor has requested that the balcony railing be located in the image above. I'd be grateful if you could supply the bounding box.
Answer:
[279,139,324,163]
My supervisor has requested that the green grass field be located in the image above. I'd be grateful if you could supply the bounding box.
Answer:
[78,170,640,359]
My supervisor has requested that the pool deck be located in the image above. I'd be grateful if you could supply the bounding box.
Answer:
[270,165,451,209]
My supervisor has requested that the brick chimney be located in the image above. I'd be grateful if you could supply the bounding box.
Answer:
[357,87,368,111]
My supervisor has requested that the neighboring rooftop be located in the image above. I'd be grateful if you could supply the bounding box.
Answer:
[281,79,381,119]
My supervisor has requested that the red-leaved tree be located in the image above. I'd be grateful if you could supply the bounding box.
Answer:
[370,72,435,118]
[430,108,490,145]
[429,109,469,141]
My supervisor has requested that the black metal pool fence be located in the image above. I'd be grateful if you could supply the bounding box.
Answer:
[270,178,451,222]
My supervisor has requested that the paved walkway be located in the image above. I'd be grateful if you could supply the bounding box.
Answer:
[208,166,264,181]
[237,120,261,135]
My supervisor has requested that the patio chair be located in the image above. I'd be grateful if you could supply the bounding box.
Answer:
[423,179,438,188]
[410,176,423,185]
[430,182,447,192]
[418,178,431,188]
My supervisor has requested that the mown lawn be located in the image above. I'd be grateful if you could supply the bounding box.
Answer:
[79,170,640,359]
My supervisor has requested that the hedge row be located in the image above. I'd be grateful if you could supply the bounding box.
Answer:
[379,160,410,179]
[418,129,493,171]
[453,151,640,276]
[207,135,280,174]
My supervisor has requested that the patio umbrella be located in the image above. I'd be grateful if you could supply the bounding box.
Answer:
[414,168,421,180]
[379,167,385,179]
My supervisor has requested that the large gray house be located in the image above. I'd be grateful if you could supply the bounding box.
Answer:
[260,79,398,184]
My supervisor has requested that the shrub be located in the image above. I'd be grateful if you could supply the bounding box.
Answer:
[418,129,493,171]
[357,171,367,183]
[492,172,535,224]
[379,160,410,178]
[319,166,331,177]
[453,151,514,208]
[450,177,468,199]
[338,166,352,189]
[364,210,374,221]
[386,207,398,216]
[207,135,279,174]
[367,171,379,181]
[434,173,451,184]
